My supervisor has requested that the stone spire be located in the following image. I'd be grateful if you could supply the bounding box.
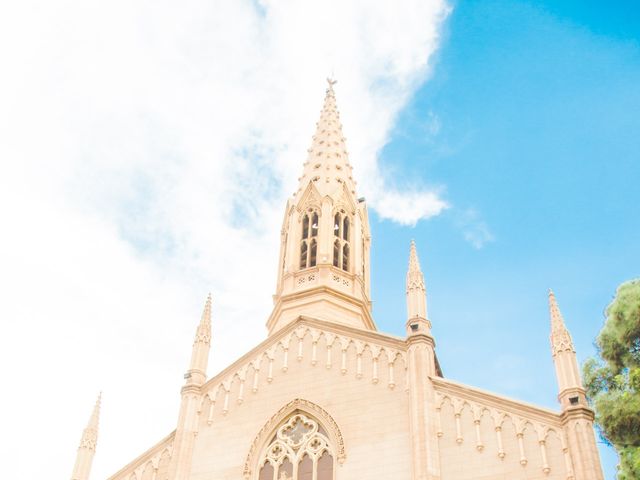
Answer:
[406,240,430,337]
[549,289,574,356]
[186,293,212,386]
[71,393,101,480]
[548,289,585,409]
[294,78,357,200]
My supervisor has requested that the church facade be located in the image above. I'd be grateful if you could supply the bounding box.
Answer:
[71,82,604,480]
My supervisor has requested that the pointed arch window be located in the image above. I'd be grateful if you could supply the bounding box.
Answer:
[332,210,351,273]
[300,210,319,270]
[256,413,335,480]
[300,241,308,269]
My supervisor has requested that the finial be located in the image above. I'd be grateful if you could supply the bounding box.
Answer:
[327,77,337,87]
[548,288,567,334]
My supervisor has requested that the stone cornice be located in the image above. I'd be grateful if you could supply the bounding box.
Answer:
[561,406,595,423]
[406,332,435,348]
[267,282,377,332]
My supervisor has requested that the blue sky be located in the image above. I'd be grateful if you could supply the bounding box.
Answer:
[372,1,640,476]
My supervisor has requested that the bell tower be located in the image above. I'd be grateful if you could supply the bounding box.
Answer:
[267,79,374,334]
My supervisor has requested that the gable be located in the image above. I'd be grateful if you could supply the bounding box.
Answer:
[191,316,413,479]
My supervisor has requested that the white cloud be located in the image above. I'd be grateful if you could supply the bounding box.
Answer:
[375,188,449,226]
[0,0,450,477]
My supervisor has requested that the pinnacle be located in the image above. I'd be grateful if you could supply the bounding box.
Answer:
[201,293,212,326]
[548,289,575,355]
[88,391,101,430]
[408,240,422,273]
[548,288,565,330]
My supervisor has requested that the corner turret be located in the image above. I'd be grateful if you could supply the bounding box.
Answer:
[168,294,213,480]
[548,289,586,409]
[548,289,604,479]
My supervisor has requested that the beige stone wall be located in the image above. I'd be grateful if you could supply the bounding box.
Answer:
[435,387,571,480]
[190,326,411,480]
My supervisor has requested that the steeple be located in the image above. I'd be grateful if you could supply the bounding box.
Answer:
[406,240,431,337]
[548,289,586,409]
[71,393,101,480]
[186,293,212,386]
[267,80,373,334]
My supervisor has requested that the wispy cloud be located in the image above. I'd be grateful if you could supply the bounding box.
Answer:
[0,0,450,477]
[456,209,495,249]
[424,110,443,137]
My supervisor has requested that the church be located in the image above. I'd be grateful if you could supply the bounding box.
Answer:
[71,81,605,480]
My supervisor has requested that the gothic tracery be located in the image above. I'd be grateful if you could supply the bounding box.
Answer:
[257,413,335,480]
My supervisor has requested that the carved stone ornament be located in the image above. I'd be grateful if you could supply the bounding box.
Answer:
[79,428,98,451]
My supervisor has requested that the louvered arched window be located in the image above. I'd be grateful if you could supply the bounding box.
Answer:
[342,244,349,271]
[300,211,319,270]
[332,210,351,272]
[257,413,335,480]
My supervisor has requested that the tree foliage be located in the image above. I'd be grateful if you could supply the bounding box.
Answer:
[584,279,640,479]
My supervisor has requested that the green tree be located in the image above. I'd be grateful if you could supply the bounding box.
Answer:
[584,279,640,479]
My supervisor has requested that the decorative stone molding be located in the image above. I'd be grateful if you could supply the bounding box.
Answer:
[198,321,407,424]
[79,428,98,451]
[435,389,568,476]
